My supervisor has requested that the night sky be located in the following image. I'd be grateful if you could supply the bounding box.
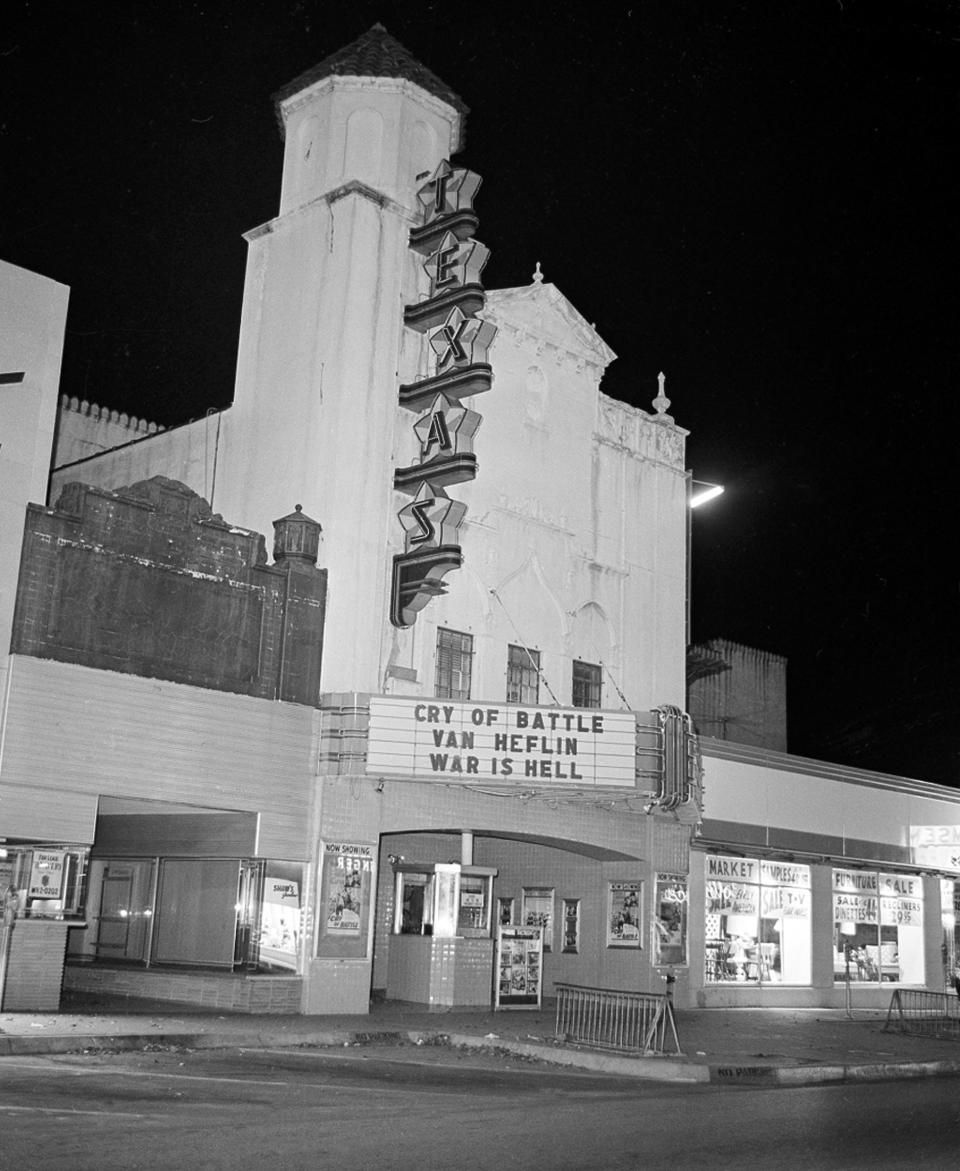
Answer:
[3,2,957,783]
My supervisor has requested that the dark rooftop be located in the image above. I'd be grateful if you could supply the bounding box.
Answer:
[272,23,469,125]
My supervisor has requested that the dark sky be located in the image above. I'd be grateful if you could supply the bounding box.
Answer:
[3,1,958,783]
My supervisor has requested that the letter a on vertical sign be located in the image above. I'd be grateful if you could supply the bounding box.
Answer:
[394,394,481,492]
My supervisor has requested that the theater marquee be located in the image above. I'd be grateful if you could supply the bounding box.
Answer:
[366,697,638,787]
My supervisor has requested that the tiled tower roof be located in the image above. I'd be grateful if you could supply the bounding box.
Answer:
[273,23,469,117]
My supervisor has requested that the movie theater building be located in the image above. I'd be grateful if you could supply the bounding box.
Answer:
[4,27,958,1015]
[1,28,698,1016]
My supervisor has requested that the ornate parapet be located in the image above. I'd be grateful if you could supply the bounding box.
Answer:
[596,391,687,470]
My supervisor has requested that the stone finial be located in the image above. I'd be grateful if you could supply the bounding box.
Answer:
[532,261,544,284]
[652,371,673,421]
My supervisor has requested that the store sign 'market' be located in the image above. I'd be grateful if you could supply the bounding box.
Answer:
[391,160,496,628]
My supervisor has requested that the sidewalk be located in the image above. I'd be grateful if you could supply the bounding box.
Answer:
[4,992,960,1087]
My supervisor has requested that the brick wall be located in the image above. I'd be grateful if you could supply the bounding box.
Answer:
[11,476,325,706]
[63,964,303,1013]
[1,922,69,1010]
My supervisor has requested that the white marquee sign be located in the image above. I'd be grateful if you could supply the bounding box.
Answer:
[367,696,638,788]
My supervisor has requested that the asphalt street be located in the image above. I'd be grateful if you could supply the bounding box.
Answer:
[3,1045,960,1170]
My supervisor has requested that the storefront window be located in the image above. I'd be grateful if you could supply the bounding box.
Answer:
[0,846,88,920]
[235,859,306,973]
[705,855,811,985]
[833,869,923,984]
[941,878,960,988]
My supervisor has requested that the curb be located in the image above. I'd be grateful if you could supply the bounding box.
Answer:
[4,1028,960,1088]
[0,1029,357,1058]
[432,1031,707,1083]
[708,1058,960,1087]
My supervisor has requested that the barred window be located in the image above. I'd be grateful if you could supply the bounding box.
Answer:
[436,628,473,700]
[572,660,602,709]
[507,644,540,705]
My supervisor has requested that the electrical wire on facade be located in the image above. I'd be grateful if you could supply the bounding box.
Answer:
[488,588,560,706]
[589,640,632,711]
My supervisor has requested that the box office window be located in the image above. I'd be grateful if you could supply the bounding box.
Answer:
[507,644,540,705]
[705,855,811,985]
[436,628,473,700]
[393,863,495,939]
[833,869,924,985]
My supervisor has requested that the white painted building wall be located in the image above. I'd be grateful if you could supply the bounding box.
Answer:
[54,396,163,467]
[52,414,218,507]
[384,280,688,712]
[0,260,68,708]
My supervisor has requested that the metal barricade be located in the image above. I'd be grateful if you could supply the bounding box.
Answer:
[554,982,682,1055]
[884,988,960,1039]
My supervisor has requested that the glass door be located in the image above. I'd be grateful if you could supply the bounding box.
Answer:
[96,860,156,962]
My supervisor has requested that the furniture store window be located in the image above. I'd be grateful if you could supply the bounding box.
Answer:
[572,660,602,709]
[435,628,473,700]
[704,855,811,985]
[507,644,540,705]
[833,869,924,984]
[941,879,960,984]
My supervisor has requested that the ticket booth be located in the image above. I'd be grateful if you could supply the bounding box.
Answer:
[386,860,498,1008]
[1,845,88,1011]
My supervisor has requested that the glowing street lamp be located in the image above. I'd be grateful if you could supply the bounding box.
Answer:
[689,481,725,509]
[686,477,725,645]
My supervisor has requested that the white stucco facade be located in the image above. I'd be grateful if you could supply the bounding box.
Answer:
[0,261,69,705]
[51,68,689,713]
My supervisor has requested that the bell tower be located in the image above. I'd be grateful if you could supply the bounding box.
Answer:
[212,26,468,691]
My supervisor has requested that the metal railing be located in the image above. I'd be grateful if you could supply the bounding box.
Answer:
[884,988,960,1039]
[554,982,682,1056]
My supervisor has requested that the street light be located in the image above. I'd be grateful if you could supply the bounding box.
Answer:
[689,482,725,509]
[686,478,725,645]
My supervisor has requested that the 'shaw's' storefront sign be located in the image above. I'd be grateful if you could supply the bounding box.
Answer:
[366,696,638,787]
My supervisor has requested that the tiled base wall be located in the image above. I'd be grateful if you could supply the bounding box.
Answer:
[2,922,69,1011]
[64,964,302,1014]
